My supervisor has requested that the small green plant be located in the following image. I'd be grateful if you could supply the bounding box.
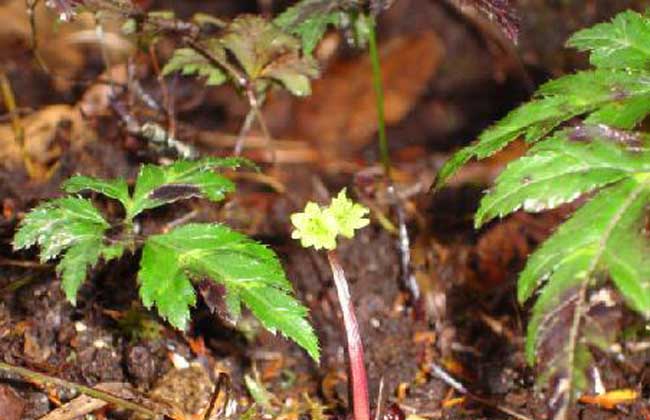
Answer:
[291,189,370,420]
[13,158,319,361]
[435,10,650,419]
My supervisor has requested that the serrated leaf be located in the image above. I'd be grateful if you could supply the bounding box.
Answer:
[568,10,650,70]
[139,236,197,330]
[129,157,247,219]
[521,178,650,419]
[220,15,320,95]
[435,68,650,189]
[13,197,119,305]
[261,53,319,96]
[274,0,342,55]
[518,178,650,305]
[162,45,227,86]
[139,223,319,360]
[221,15,301,78]
[476,127,650,226]
[63,175,131,206]
[57,238,103,305]
[13,197,110,261]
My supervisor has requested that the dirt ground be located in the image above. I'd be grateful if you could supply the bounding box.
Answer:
[1,0,650,419]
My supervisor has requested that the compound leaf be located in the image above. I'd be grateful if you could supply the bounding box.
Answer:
[139,223,319,361]
[568,10,650,70]
[220,15,320,96]
[129,157,248,219]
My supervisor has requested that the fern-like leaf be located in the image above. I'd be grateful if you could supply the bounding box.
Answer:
[568,10,650,70]
[434,10,650,419]
[435,70,650,188]
[476,126,650,226]
[520,177,650,418]
[139,223,320,361]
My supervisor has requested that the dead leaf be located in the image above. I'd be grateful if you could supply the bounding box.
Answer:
[579,389,638,410]
[0,104,94,178]
[293,30,442,158]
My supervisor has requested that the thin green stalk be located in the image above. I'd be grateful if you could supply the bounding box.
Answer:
[367,16,391,180]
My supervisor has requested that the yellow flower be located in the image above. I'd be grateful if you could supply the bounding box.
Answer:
[290,189,370,250]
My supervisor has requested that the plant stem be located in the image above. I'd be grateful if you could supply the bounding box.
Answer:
[0,361,157,418]
[327,250,370,420]
[367,16,391,180]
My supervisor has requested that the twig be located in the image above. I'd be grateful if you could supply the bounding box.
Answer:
[234,107,257,156]
[245,89,276,164]
[0,361,159,418]
[374,376,385,420]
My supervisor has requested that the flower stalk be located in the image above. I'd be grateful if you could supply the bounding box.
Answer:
[327,249,370,420]
[291,189,371,420]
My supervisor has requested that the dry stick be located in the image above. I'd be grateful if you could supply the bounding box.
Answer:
[0,362,159,418]
[327,250,370,420]
[148,44,178,139]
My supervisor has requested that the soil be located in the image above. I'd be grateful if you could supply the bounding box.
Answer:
[1,0,650,419]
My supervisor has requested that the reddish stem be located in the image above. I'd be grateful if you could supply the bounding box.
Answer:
[327,250,370,420]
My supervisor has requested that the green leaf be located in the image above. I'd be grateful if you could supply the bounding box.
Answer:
[162,45,227,86]
[13,197,120,304]
[434,69,650,189]
[568,10,650,70]
[518,178,650,306]
[274,0,343,55]
[220,15,320,96]
[57,238,103,305]
[221,15,300,78]
[129,157,247,219]
[63,175,130,206]
[13,198,110,261]
[138,235,197,330]
[520,178,650,418]
[476,127,650,226]
[139,223,319,360]
[261,54,319,96]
